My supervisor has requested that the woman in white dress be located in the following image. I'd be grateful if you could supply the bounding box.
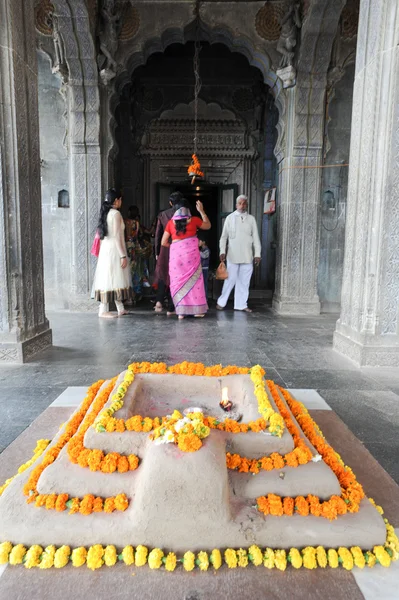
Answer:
[94,189,132,318]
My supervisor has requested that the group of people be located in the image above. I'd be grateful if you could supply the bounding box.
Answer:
[92,188,261,319]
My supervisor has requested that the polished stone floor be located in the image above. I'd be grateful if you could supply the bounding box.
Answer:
[0,302,398,484]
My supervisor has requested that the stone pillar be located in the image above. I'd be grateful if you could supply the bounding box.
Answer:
[272,81,323,315]
[0,0,52,362]
[333,0,399,366]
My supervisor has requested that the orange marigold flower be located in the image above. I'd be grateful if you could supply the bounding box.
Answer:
[270,452,285,469]
[93,497,104,512]
[104,498,115,513]
[105,417,116,432]
[125,415,143,432]
[238,458,250,473]
[45,494,57,510]
[268,494,283,516]
[257,496,270,515]
[284,452,299,468]
[295,496,309,516]
[68,497,80,514]
[177,433,202,453]
[35,494,48,508]
[283,497,294,516]
[114,494,129,511]
[117,456,129,473]
[249,461,260,474]
[101,452,118,474]
[226,453,241,470]
[87,449,104,472]
[77,449,91,468]
[128,455,139,471]
[260,456,274,471]
[239,423,249,433]
[307,494,322,517]
[79,494,95,516]
[142,417,153,433]
[55,493,69,512]
[115,419,125,433]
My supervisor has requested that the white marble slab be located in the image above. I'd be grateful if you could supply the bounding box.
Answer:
[287,389,332,411]
[50,387,87,407]
[353,528,399,599]
[0,564,7,579]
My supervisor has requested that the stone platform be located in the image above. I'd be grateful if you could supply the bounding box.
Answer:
[0,383,398,599]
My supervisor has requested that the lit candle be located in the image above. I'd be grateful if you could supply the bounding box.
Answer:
[220,387,233,411]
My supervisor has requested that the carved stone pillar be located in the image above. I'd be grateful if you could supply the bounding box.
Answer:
[0,0,52,361]
[333,0,399,366]
[272,81,323,315]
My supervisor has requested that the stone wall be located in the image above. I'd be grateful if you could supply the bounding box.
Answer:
[318,64,355,312]
[37,50,70,310]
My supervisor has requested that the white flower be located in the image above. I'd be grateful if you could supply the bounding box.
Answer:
[174,418,190,432]
[164,430,175,443]
[311,454,322,462]
[183,407,202,416]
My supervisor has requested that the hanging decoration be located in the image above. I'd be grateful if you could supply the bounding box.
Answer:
[188,1,204,184]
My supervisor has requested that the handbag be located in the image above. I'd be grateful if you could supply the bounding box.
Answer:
[215,261,228,280]
[90,231,100,257]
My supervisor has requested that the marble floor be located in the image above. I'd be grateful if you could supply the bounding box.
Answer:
[0,303,398,484]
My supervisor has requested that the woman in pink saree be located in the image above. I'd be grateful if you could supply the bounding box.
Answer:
[161,202,211,319]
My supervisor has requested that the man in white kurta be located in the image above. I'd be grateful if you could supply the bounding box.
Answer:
[217,195,261,312]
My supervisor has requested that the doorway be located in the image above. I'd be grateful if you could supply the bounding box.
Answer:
[156,181,238,269]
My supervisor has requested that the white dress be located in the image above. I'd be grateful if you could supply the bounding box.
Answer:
[94,209,132,304]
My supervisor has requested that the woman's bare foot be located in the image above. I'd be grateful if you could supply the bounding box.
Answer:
[118,311,128,316]
[166,311,175,316]
[99,312,117,319]
[154,302,163,313]
[194,314,205,318]
[178,315,185,320]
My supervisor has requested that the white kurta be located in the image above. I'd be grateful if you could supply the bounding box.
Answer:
[93,209,132,304]
[218,211,261,310]
[219,212,261,264]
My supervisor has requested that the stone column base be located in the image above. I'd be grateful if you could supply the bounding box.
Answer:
[272,295,321,315]
[0,329,52,363]
[333,327,399,367]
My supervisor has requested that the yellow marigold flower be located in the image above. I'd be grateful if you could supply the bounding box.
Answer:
[274,549,287,571]
[365,551,376,567]
[9,544,26,565]
[164,552,177,572]
[24,545,43,569]
[183,551,195,572]
[369,498,384,515]
[374,545,391,568]
[87,544,104,571]
[327,549,339,568]
[288,548,302,569]
[263,548,275,569]
[302,547,317,570]
[54,545,71,569]
[135,545,148,567]
[71,547,87,567]
[338,547,354,570]
[210,549,222,570]
[351,546,365,569]
[148,548,164,570]
[197,551,209,571]
[104,545,117,567]
[316,546,327,568]
[0,542,12,565]
[237,548,248,568]
[39,545,56,569]
[120,546,134,565]
[225,548,238,568]
[248,545,263,567]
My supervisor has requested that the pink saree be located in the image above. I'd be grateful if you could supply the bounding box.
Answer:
[169,236,208,316]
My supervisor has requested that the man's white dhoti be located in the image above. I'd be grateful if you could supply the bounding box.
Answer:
[217,261,253,310]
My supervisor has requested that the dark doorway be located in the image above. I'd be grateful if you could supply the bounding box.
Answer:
[156,181,238,269]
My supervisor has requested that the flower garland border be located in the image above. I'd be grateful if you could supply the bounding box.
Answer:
[93,362,285,438]
[255,382,365,520]
[0,500,396,570]
[0,439,50,497]
[20,380,131,515]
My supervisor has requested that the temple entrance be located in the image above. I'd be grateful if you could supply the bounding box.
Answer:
[114,40,278,291]
[156,181,237,270]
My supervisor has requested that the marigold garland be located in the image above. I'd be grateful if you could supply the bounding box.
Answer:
[255,382,366,520]
[0,509,397,570]
[93,362,284,438]
[0,439,50,497]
